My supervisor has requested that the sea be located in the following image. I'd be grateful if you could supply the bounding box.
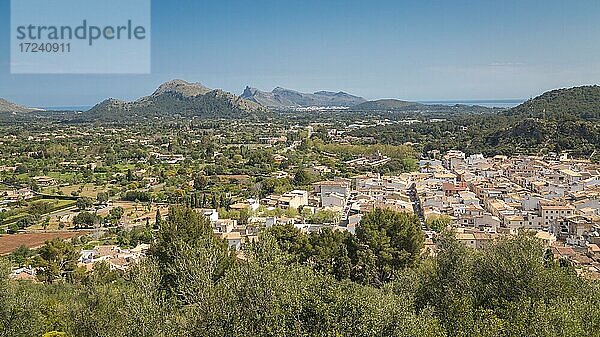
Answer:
[420,99,524,109]
[37,106,93,112]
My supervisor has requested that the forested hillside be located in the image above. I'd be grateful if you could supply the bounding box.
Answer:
[507,85,600,120]
[83,80,266,122]
[349,86,600,159]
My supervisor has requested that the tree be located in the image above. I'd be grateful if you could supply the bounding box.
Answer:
[309,209,340,224]
[356,208,424,284]
[426,214,453,232]
[352,246,378,286]
[123,190,152,202]
[15,164,29,174]
[473,233,561,308]
[293,169,313,186]
[306,227,354,280]
[9,245,31,266]
[28,200,52,216]
[416,233,476,334]
[35,238,79,283]
[97,192,109,204]
[117,226,153,248]
[155,208,162,229]
[193,174,208,190]
[73,211,99,228]
[265,223,310,263]
[16,215,34,230]
[149,207,235,303]
[76,197,94,211]
[109,206,125,224]
[211,194,218,209]
[126,168,134,181]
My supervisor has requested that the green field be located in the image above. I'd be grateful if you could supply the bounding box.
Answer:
[0,198,76,227]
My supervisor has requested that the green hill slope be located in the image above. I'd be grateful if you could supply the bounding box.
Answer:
[85,79,266,121]
[350,99,421,111]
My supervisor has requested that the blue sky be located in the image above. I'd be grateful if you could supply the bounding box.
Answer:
[1,0,599,107]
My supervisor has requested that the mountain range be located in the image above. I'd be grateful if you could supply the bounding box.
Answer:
[3,81,599,130]
[0,79,500,117]
[241,86,366,108]
[84,80,266,121]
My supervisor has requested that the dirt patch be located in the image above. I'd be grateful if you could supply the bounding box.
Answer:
[0,231,93,255]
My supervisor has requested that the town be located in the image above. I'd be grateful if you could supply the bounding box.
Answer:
[2,0,600,334]
[2,117,598,280]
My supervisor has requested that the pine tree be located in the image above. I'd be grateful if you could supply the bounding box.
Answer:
[154,209,162,229]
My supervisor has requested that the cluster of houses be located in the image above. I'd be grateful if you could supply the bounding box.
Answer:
[417,150,600,276]
[198,149,599,278]
[78,244,149,272]
[193,171,423,251]
[344,151,391,168]
[9,244,150,281]
[0,187,35,211]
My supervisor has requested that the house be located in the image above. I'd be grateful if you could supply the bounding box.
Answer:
[4,188,35,201]
[276,190,308,209]
[195,208,219,223]
[504,215,526,230]
[539,203,576,228]
[551,215,595,241]
[472,232,495,250]
[456,230,496,250]
[108,257,129,272]
[313,180,351,207]
[560,169,583,184]
[442,181,468,196]
[151,152,185,164]
[322,192,345,208]
[432,172,458,184]
[10,267,37,281]
[79,249,96,263]
[32,176,57,186]
[214,219,237,233]
[535,231,556,247]
[265,216,296,228]
[95,245,120,257]
[229,198,260,211]
[314,180,350,198]
[587,243,600,256]
[456,232,476,249]
[77,244,148,272]
[220,232,242,251]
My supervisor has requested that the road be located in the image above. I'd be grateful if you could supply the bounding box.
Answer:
[408,183,426,230]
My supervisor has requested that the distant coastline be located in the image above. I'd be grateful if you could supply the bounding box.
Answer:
[420,99,524,108]
[36,101,524,112]
[37,106,92,111]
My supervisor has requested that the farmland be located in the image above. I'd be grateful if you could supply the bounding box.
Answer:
[0,230,92,255]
